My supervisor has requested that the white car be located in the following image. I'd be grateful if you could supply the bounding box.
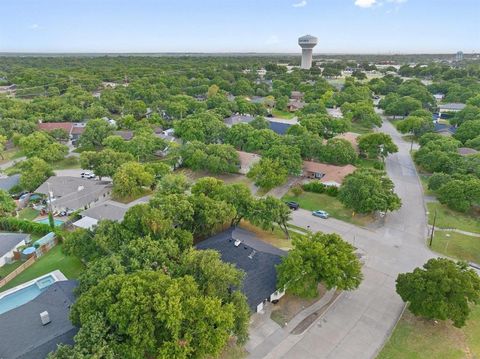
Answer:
[81,171,95,179]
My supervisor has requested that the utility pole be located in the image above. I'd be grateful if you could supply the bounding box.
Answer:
[410,134,414,152]
[429,209,437,247]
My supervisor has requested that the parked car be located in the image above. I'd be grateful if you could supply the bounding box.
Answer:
[285,201,300,210]
[312,210,329,219]
[81,171,95,179]
[11,191,29,200]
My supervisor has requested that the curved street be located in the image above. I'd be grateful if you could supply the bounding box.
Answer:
[248,120,436,359]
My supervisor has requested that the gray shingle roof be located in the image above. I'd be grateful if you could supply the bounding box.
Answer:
[0,233,29,258]
[80,202,128,221]
[0,280,78,359]
[196,228,286,311]
[35,176,112,211]
[438,103,466,111]
[0,174,20,191]
[224,115,254,127]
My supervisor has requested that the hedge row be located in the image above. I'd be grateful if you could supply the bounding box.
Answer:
[0,217,51,235]
[302,181,339,197]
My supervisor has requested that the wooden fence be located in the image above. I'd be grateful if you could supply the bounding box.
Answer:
[0,256,36,288]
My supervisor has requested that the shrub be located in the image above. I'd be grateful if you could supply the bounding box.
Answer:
[0,217,51,235]
[291,185,303,196]
[373,161,385,170]
[302,181,326,193]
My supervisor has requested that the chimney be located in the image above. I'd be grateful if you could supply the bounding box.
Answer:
[234,239,242,247]
[40,311,51,325]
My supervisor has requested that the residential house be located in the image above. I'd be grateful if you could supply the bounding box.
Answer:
[434,122,457,136]
[268,117,298,135]
[113,130,134,141]
[196,227,286,312]
[73,201,128,230]
[458,147,479,156]
[302,161,357,187]
[37,122,85,142]
[35,176,112,212]
[0,280,78,359]
[237,151,261,175]
[287,100,305,112]
[224,115,255,127]
[290,91,304,101]
[332,132,360,153]
[438,103,466,114]
[0,84,17,97]
[0,233,30,267]
[0,174,20,192]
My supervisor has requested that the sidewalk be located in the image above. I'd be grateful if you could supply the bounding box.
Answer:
[247,289,339,359]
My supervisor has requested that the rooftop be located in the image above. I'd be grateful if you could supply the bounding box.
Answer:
[196,227,286,311]
[0,280,78,359]
[438,103,466,111]
[37,122,74,133]
[0,233,29,258]
[303,161,357,185]
[81,202,128,221]
[0,174,20,191]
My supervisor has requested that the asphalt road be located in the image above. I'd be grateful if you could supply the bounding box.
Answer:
[248,120,436,359]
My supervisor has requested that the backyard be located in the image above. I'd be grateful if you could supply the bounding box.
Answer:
[0,244,84,292]
[271,109,296,120]
[282,191,373,227]
[378,307,480,359]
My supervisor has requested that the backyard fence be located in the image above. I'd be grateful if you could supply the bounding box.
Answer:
[0,256,36,288]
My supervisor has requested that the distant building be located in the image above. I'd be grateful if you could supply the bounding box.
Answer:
[0,84,17,97]
[456,51,464,62]
[73,201,128,230]
[0,233,30,267]
[298,35,318,70]
[438,103,466,114]
[196,227,286,312]
[457,147,479,156]
[0,174,20,192]
[224,114,255,127]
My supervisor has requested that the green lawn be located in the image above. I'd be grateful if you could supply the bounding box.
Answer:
[0,244,84,292]
[271,109,296,119]
[427,202,480,234]
[17,208,40,221]
[0,147,24,165]
[355,157,383,169]
[282,191,373,227]
[0,261,23,278]
[350,121,374,134]
[378,307,480,359]
[431,231,480,264]
[52,156,81,170]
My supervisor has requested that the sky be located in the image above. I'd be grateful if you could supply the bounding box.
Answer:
[0,0,478,54]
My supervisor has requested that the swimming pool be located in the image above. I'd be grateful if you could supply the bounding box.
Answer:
[35,218,64,227]
[0,274,56,315]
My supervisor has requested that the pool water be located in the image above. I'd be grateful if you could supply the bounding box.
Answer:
[0,275,56,315]
[35,218,64,226]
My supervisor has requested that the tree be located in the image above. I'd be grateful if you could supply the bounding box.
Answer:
[382,94,422,117]
[247,158,288,191]
[341,101,381,128]
[0,189,16,216]
[454,120,480,144]
[187,194,235,237]
[299,114,350,139]
[437,178,480,212]
[69,271,239,359]
[396,258,480,327]
[250,116,270,130]
[19,157,54,192]
[358,133,398,159]
[338,168,401,214]
[80,149,134,179]
[264,144,302,175]
[19,132,69,162]
[156,173,190,195]
[277,233,362,298]
[174,112,227,144]
[427,173,452,191]
[112,162,154,198]
[207,84,219,98]
[250,196,291,239]
[321,138,358,165]
[397,115,434,138]
[78,118,114,149]
[0,135,6,160]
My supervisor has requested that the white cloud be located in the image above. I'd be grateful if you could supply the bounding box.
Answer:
[28,24,41,30]
[387,0,407,3]
[265,35,280,45]
[354,0,377,7]
[292,0,307,7]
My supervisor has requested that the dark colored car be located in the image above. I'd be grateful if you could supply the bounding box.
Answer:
[285,201,300,210]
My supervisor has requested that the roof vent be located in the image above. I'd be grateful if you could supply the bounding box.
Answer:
[77,185,84,192]
[234,239,241,247]
[40,311,51,325]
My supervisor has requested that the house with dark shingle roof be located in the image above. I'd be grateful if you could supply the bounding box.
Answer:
[0,233,30,267]
[196,227,286,312]
[0,280,78,359]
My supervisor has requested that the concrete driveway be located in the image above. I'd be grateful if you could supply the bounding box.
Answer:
[247,120,436,359]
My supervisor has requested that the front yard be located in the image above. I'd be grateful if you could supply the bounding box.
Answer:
[271,109,296,119]
[282,191,373,227]
[378,307,480,359]
[0,244,84,292]
[431,231,480,264]
[427,202,480,234]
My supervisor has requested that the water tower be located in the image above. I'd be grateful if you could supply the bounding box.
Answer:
[298,35,318,70]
